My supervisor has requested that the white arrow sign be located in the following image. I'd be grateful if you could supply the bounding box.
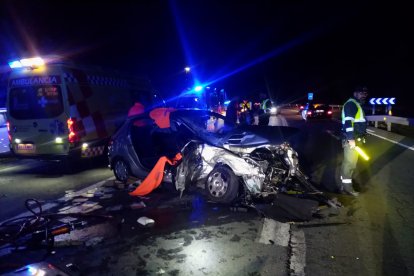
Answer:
[369,97,396,105]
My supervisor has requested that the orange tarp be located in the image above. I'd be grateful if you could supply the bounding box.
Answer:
[129,153,182,196]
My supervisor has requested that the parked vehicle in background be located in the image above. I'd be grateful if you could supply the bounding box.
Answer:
[0,108,6,127]
[297,103,306,114]
[301,103,333,120]
[6,56,158,162]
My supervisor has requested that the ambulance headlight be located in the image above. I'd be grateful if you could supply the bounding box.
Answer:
[15,138,21,144]
[82,143,88,150]
[55,137,63,143]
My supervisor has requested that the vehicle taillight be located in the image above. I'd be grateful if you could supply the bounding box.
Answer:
[67,118,79,143]
[6,121,12,142]
[327,110,332,115]
[307,111,312,115]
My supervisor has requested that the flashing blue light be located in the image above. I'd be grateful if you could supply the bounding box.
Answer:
[194,98,199,102]
[8,57,45,69]
[8,60,22,69]
[194,86,203,92]
[224,100,231,105]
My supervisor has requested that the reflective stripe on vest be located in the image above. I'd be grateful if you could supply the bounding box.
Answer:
[261,99,270,110]
[341,98,366,125]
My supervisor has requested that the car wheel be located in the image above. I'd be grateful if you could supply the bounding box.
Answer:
[113,158,130,183]
[205,166,239,203]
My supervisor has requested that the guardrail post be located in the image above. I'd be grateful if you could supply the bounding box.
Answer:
[387,122,391,131]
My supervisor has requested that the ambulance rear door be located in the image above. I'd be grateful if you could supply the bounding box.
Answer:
[7,73,70,158]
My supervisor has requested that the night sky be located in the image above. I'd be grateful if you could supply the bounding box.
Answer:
[0,1,412,113]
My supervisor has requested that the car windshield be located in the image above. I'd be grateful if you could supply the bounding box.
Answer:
[9,85,64,119]
[171,109,235,138]
[175,96,207,109]
[315,104,330,109]
[308,104,329,110]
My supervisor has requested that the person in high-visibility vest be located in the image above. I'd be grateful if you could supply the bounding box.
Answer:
[258,93,272,126]
[340,86,369,196]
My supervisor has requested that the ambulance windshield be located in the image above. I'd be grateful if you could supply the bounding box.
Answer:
[9,85,64,119]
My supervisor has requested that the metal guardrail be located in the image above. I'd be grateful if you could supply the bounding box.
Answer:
[365,115,414,131]
[328,105,342,111]
[284,104,413,132]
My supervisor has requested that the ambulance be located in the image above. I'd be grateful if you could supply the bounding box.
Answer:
[6,56,156,161]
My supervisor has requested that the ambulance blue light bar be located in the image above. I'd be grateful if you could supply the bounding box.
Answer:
[8,61,22,68]
[8,57,45,69]
[194,85,203,92]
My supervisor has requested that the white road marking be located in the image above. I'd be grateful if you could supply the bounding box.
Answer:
[325,127,414,151]
[257,218,290,246]
[290,229,307,276]
[366,128,414,151]
[325,130,341,140]
[269,115,289,127]
[256,218,307,275]
[0,160,44,173]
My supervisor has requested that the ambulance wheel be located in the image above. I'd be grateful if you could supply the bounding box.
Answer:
[113,158,130,183]
[205,166,239,204]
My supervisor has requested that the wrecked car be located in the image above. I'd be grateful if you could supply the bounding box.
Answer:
[108,109,336,207]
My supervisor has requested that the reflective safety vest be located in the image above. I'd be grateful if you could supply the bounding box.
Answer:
[342,98,366,139]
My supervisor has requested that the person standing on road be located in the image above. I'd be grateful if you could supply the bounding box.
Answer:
[258,93,271,126]
[339,86,369,196]
[226,97,240,124]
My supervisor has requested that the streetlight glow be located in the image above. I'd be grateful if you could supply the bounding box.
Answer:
[184,67,191,73]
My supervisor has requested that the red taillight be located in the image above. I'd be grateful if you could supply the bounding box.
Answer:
[67,118,79,143]
[307,111,312,115]
[327,110,332,115]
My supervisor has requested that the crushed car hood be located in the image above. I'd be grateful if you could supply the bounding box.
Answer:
[217,125,301,149]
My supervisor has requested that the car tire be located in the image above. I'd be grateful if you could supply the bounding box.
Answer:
[113,158,131,183]
[205,166,239,203]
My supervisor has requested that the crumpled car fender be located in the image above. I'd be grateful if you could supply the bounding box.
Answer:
[199,144,265,194]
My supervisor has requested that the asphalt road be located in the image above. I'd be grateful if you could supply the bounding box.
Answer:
[282,108,414,275]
